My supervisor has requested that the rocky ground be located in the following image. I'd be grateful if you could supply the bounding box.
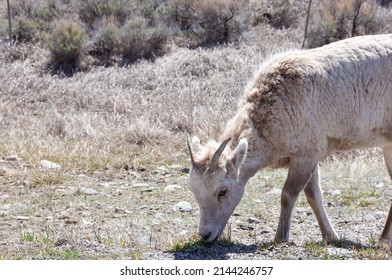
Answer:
[1,153,392,260]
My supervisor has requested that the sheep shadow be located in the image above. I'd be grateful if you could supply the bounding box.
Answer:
[167,238,374,260]
[168,242,260,260]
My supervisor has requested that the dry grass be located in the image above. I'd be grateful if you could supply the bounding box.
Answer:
[1,0,391,260]
[0,34,302,172]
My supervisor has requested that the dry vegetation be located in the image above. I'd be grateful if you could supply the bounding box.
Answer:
[0,0,392,259]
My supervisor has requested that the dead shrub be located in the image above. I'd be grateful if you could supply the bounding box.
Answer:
[10,0,38,18]
[91,18,121,66]
[306,0,392,48]
[165,0,195,31]
[191,0,240,46]
[77,0,131,30]
[165,0,240,47]
[48,19,88,75]
[13,16,40,43]
[377,0,392,7]
[118,17,167,64]
[269,0,298,29]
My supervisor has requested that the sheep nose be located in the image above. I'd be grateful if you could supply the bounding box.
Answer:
[200,231,212,241]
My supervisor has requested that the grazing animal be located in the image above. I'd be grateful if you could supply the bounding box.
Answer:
[187,34,392,247]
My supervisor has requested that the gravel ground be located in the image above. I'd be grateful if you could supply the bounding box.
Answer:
[1,155,391,260]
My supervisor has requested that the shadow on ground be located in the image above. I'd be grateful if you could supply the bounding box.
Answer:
[168,242,261,260]
[163,238,389,260]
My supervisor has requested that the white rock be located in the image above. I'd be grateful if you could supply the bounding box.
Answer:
[363,214,376,222]
[331,190,341,196]
[173,201,192,212]
[168,164,183,170]
[39,160,61,170]
[132,183,150,188]
[267,188,282,196]
[164,185,182,192]
[82,219,92,226]
[296,207,307,213]
[248,217,260,224]
[16,216,29,221]
[0,204,11,210]
[98,183,111,188]
[327,247,352,256]
[82,188,97,195]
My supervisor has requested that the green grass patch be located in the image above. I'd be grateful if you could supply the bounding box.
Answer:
[169,236,205,253]
[31,173,66,187]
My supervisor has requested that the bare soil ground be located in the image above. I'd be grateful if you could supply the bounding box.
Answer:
[1,152,392,260]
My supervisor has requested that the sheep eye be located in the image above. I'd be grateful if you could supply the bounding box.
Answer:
[218,188,228,198]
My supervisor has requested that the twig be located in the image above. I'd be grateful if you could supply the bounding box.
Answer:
[302,0,312,49]
[7,0,12,45]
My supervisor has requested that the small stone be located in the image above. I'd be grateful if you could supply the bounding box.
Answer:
[375,182,384,188]
[1,204,11,210]
[248,217,260,224]
[168,164,183,170]
[239,224,254,231]
[5,155,19,161]
[114,207,125,213]
[138,205,149,210]
[331,190,341,196]
[16,216,29,221]
[260,229,270,234]
[82,219,92,226]
[39,160,61,170]
[327,247,352,257]
[132,183,149,188]
[82,188,97,195]
[267,188,282,196]
[296,207,307,213]
[364,214,376,222]
[164,185,182,192]
[98,183,111,188]
[173,201,192,212]
[22,180,31,187]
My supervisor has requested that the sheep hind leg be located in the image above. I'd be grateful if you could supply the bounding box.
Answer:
[380,146,392,248]
[304,165,338,242]
[274,157,319,243]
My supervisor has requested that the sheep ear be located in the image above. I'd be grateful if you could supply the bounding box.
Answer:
[232,138,248,169]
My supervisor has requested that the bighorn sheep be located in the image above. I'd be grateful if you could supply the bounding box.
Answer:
[187,34,392,247]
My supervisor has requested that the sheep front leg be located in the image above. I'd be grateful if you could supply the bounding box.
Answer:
[274,158,317,243]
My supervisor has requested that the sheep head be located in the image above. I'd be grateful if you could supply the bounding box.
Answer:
[187,135,248,242]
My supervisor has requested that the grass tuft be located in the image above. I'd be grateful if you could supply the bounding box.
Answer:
[47,18,88,75]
